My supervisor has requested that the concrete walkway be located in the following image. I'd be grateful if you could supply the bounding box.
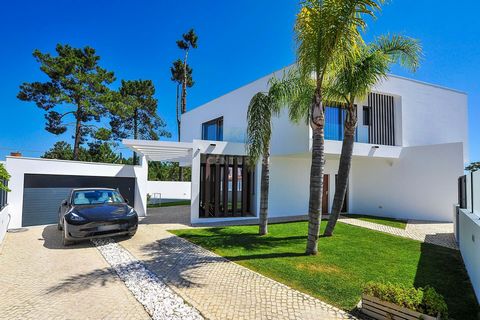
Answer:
[0,225,149,320]
[121,219,357,320]
[338,216,458,250]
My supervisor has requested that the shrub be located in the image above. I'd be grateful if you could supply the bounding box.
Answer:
[0,163,10,192]
[363,282,448,319]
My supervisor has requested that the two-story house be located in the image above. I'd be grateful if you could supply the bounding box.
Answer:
[125,69,468,224]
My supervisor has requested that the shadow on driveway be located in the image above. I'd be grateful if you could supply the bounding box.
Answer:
[41,225,92,250]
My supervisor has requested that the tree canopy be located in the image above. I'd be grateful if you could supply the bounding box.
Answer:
[17,44,116,160]
[109,79,170,164]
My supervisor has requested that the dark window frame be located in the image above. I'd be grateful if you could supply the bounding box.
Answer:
[202,117,224,141]
[363,106,371,126]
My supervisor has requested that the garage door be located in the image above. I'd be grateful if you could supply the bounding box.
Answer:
[22,174,136,227]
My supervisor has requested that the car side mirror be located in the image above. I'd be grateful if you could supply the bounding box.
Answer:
[62,200,68,206]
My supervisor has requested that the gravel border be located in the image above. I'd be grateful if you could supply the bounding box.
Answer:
[92,238,203,320]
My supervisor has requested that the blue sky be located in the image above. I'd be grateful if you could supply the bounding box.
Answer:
[0,0,479,163]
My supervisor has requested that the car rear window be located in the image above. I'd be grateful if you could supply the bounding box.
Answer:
[72,190,125,205]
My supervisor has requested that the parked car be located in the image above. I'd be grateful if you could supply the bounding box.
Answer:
[58,188,138,246]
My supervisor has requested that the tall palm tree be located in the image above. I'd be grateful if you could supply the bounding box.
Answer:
[246,80,286,235]
[295,0,384,255]
[247,93,273,235]
[323,35,422,236]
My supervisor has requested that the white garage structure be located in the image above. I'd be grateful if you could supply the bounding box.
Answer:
[4,156,148,229]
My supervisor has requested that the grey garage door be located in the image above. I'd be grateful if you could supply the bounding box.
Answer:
[22,188,72,227]
[22,174,136,227]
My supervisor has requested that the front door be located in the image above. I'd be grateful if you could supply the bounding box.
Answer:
[322,174,329,214]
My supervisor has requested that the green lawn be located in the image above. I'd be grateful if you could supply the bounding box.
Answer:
[342,214,408,229]
[171,221,478,319]
[147,200,190,208]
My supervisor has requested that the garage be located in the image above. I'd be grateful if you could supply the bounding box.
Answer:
[22,173,136,227]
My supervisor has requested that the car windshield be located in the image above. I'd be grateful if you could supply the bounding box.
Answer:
[72,190,125,205]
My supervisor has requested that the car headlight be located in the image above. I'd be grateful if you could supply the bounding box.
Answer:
[68,211,86,222]
[126,208,137,216]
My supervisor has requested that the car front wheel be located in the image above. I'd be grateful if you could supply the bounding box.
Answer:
[62,222,73,246]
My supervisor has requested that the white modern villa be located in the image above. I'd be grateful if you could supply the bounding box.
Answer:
[124,69,468,224]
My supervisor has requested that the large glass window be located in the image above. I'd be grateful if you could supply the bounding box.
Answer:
[202,117,223,141]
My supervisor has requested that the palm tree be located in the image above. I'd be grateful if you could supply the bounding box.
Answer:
[246,79,288,235]
[295,0,384,255]
[176,29,198,116]
[247,93,273,235]
[323,35,422,236]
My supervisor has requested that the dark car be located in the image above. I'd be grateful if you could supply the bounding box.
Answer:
[58,188,138,246]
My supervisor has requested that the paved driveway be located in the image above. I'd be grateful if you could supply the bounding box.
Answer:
[0,225,149,320]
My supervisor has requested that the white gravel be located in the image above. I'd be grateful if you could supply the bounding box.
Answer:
[92,238,204,320]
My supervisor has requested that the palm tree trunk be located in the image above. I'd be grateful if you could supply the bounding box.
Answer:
[176,84,181,142]
[306,89,326,255]
[133,107,138,165]
[176,84,183,181]
[324,104,357,236]
[259,147,270,235]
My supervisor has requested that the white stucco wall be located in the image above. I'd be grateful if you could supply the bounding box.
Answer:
[147,181,191,200]
[5,156,148,228]
[268,154,342,217]
[350,142,464,222]
[459,209,480,303]
[266,142,463,222]
[181,73,270,144]
[181,70,468,162]
[374,75,468,161]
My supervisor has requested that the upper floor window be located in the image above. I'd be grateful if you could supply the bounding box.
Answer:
[202,117,223,141]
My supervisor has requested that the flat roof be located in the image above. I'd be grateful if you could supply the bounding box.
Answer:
[122,139,194,162]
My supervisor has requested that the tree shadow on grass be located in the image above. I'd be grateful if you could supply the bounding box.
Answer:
[414,241,479,320]
[175,226,307,252]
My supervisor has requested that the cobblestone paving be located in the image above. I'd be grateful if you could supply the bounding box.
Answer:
[0,225,150,320]
[93,237,203,320]
[338,216,458,250]
[121,222,358,320]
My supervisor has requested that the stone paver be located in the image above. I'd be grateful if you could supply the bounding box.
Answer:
[338,216,458,249]
[0,225,150,320]
[93,237,203,320]
[121,220,357,320]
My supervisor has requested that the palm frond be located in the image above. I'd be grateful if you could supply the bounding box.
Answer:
[295,0,385,83]
[246,92,273,167]
[269,68,315,124]
[372,34,422,72]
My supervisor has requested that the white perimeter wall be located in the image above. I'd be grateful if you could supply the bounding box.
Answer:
[350,142,464,222]
[5,156,148,229]
[147,181,191,200]
[459,209,480,303]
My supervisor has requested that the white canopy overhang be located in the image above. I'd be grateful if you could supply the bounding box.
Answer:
[122,139,194,163]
